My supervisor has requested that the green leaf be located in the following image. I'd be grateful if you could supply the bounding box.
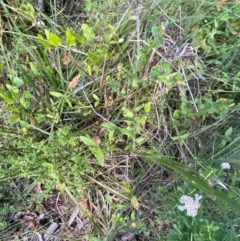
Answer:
[29,62,39,75]
[13,76,24,86]
[87,51,99,63]
[151,26,163,41]
[225,127,233,137]
[172,133,190,141]
[108,130,115,142]
[131,196,139,210]
[144,102,151,113]
[118,38,124,43]
[122,181,131,194]
[45,30,61,46]
[21,3,36,17]
[37,34,52,48]
[92,94,100,107]
[225,227,238,241]
[231,171,237,186]
[42,162,54,169]
[49,92,63,98]
[90,147,104,166]
[80,136,97,147]
[75,33,86,45]
[207,107,216,114]
[0,93,14,104]
[173,110,180,118]
[101,122,118,131]
[86,0,93,11]
[123,108,134,118]
[6,84,19,100]
[82,23,94,40]
[66,28,76,47]
[120,128,135,138]
[105,193,113,204]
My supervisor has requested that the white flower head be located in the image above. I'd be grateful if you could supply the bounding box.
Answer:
[221,163,230,170]
[178,194,202,217]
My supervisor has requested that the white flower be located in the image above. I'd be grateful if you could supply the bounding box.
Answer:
[221,163,230,170]
[178,194,202,217]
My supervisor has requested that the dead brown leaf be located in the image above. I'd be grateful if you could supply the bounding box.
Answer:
[216,0,230,10]
[68,74,80,90]
[104,91,114,108]
[37,83,45,93]
[29,116,36,126]
[32,183,42,194]
[21,215,37,230]
[81,195,91,211]
[157,221,171,231]
[93,136,101,146]
[58,205,67,215]
[62,55,72,65]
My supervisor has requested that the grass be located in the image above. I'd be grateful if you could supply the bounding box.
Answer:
[0,0,240,240]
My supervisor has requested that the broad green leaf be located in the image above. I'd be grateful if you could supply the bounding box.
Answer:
[131,211,136,220]
[173,110,180,118]
[108,130,115,142]
[65,97,73,109]
[29,62,39,75]
[6,84,19,100]
[13,76,24,86]
[92,94,100,107]
[37,34,52,48]
[231,171,237,186]
[136,115,147,125]
[87,51,99,63]
[80,136,97,147]
[144,102,151,113]
[136,137,145,145]
[86,0,93,11]
[123,108,134,118]
[82,23,94,40]
[21,3,36,17]
[105,193,113,204]
[132,78,138,88]
[87,64,92,76]
[151,26,163,43]
[66,28,76,47]
[118,38,124,43]
[120,128,135,138]
[42,162,54,169]
[45,30,61,46]
[90,147,104,166]
[225,227,238,241]
[172,133,190,141]
[122,181,131,194]
[48,172,58,179]
[75,33,86,45]
[131,196,139,210]
[0,93,14,104]
[101,122,118,131]
[49,92,63,98]
[225,127,233,137]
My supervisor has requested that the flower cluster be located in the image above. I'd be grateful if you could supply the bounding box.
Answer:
[221,162,230,170]
[178,194,202,217]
